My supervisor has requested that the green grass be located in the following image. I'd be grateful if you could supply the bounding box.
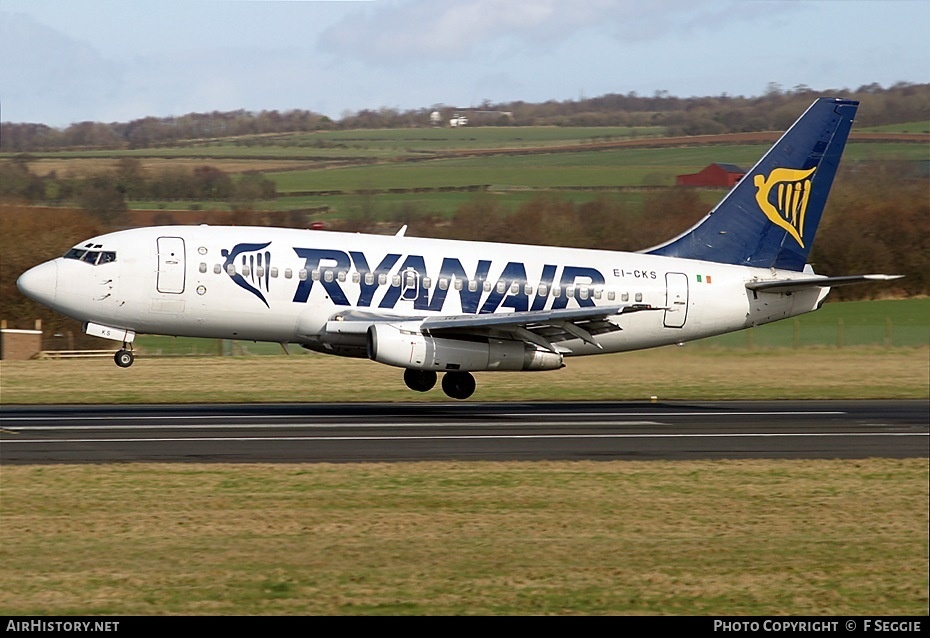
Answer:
[23,127,919,220]
[5,297,921,405]
[2,345,926,404]
[264,125,669,149]
[0,459,926,615]
[860,120,930,134]
[263,145,778,193]
[694,298,930,349]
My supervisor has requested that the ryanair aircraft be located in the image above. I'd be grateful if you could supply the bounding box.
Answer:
[17,98,900,399]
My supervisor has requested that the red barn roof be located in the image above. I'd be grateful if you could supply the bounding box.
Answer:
[676,162,745,187]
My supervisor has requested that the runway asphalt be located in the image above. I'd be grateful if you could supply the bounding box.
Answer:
[1,400,926,464]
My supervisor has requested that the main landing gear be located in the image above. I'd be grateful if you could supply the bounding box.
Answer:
[403,369,476,400]
[114,343,134,368]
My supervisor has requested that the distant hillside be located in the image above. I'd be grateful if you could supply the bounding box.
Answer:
[2,82,928,153]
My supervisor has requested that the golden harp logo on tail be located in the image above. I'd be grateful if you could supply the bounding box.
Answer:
[753,167,816,247]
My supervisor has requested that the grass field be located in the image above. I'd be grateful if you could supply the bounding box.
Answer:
[11,125,926,220]
[265,142,928,192]
[2,346,927,404]
[130,138,927,218]
[695,298,930,349]
[3,298,926,404]
[0,459,926,615]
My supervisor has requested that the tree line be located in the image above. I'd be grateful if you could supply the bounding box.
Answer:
[3,82,928,152]
[0,157,277,223]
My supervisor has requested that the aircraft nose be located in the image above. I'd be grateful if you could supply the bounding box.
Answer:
[17,260,59,307]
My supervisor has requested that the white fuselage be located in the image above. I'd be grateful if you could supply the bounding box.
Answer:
[30,225,827,355]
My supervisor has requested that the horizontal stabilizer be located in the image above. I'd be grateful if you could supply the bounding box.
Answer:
[746,274,903,294]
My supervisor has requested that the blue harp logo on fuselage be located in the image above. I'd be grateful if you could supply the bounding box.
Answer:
[221,242,272,307]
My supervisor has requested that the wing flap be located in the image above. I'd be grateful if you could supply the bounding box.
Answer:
[423,303,660,351]
[420,303,656,331]
[323,304,661,352]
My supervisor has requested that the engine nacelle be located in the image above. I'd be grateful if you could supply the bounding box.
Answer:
[367,323,563,372]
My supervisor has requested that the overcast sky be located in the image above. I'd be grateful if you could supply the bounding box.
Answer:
[2,0,928,127]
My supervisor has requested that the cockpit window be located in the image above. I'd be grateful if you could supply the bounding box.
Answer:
[64,248,116,265]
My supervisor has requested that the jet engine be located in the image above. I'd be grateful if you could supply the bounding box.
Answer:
[366,322,562,372]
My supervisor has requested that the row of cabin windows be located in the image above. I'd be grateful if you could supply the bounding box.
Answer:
[201,262,644,302]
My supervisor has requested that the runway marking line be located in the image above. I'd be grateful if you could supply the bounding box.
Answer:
[3,432,927,444]
[2,411,848,423]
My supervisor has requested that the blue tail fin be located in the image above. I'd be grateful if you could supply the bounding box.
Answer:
[646,97,858,271]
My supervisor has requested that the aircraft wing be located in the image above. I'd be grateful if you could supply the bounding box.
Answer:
[746,274,903,294]
[326,304,659,353]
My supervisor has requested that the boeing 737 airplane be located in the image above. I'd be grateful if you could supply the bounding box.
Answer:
[17,98,900,399]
